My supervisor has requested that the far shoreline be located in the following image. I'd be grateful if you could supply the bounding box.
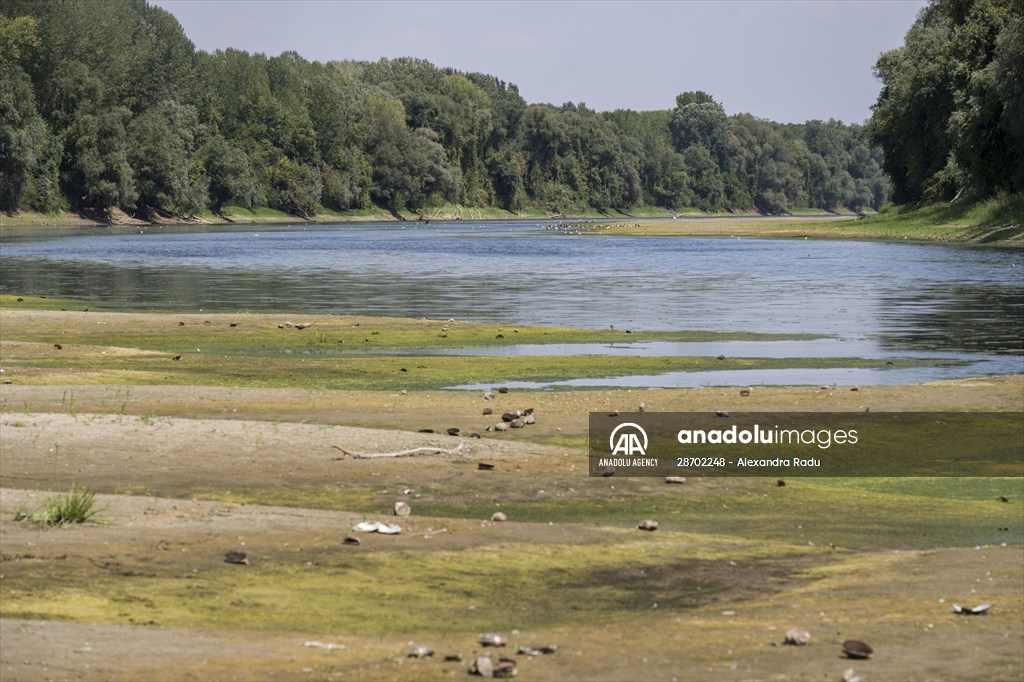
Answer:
[2,205,1020,244]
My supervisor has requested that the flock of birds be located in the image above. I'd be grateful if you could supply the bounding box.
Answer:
[543,220,643,236]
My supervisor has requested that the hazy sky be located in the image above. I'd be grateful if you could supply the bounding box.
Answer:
[152,0,928,124]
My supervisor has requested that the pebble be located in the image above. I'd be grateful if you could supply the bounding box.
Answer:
[841,640,873,659]
[469,655,493,677]
[407,643,434,658]
[783,628,811,645]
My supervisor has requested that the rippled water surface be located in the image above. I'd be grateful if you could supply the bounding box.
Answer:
[2,220,1021,386]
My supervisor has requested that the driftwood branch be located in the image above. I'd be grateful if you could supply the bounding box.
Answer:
[332,441,466,460]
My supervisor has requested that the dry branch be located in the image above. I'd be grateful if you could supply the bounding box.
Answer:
[331,441,467,459]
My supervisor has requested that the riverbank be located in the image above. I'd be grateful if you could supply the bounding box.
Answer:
[1,302,1021,681]
[2,378,1021,681]
[0,203,684,230]
[5,196,1022,243]
[595,200,1023,243]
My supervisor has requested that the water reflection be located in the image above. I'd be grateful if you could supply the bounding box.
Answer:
[2,221,1021,387]
[876,284,1024,354]
[450,360,1015,390]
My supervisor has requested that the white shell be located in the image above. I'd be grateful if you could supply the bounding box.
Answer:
[841,668,864,682]
[953,603,990,614]
[353,521,381,532]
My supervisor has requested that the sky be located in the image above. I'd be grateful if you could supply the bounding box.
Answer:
[152,0,929,125]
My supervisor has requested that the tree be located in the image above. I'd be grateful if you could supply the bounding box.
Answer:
[0,64,43,209]
[268,155,321,217]
[202,134,260,212]
[0,12,38,69]
[65,107,136,211]
[127,99,206,214]
[361,91,455,211]
[870,0,1020,202]
[682,145,725,211]
[991,8,1024,190]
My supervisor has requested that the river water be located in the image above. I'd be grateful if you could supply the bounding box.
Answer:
[2,220,1021,387]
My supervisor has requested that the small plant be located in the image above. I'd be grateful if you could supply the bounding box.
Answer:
[30,485,100,526]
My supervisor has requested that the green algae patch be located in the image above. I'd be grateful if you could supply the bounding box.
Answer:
[1,342,934,391]
[418,479,1023,550]
[0,307,817,351]
[0,532,824,635]
[195,486,382,514]
[0,294,89,311]
[817,476,1024,501]
[169,473,1021,553]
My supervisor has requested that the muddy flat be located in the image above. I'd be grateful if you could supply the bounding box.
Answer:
[1,309,1021,681]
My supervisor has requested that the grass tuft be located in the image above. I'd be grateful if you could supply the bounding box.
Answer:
[27,485,100,526]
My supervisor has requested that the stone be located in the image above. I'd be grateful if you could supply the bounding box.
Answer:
[783,628,811,645]
[841,640,873,659]
[469,655,493,677]
[407,643,434,658]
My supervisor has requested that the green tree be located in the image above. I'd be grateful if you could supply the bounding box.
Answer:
[202,134,260,211]
[994,11,1024,189]
[127,99,206,214]
[871,0,1019,202]
[0,64,43,209]
[361,91,455,211]
[268,155,321,217]
[65,106,136,210]
[0,12,38,69]
[681,144,725,211]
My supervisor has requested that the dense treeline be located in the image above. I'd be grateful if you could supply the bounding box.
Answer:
[1,0,890,219]
[870,0,1023,204]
